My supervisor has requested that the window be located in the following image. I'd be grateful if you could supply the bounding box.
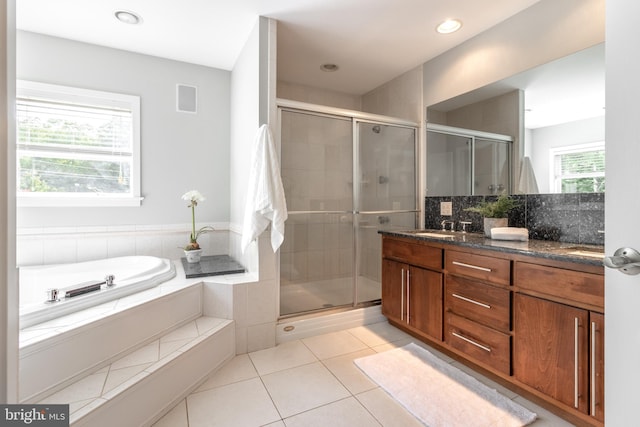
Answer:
[551,142,605,193]
[16,80,142,207]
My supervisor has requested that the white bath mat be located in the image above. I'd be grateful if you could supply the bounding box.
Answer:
[354,343,537,427]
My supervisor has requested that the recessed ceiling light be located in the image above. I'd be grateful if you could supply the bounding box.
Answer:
[115,10,143,25]
[436,19,462,34]
[320,63,339,72]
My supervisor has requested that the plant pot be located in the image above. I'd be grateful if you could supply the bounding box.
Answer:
[184,249,203,263]
[483,217,508,238]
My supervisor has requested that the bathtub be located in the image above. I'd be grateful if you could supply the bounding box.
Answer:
[19,256,176,328]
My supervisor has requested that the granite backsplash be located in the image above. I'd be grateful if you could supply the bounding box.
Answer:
[425,193,604,245]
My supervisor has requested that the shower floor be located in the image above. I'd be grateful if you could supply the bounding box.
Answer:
[280,276,380,316]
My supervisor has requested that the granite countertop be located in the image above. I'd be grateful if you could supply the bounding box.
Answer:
[181,255,246,278]
[379,229,605,267]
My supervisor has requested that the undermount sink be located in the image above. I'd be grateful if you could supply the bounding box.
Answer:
[413,232,455,239]
[563,246,605,259]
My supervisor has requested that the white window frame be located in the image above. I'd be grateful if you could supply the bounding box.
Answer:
[550,141,605,193]
[16,80,143,207]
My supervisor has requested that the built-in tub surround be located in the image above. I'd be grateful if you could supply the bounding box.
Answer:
[425,193,604,245]
[19,258,259,403]
[20,256,176,328]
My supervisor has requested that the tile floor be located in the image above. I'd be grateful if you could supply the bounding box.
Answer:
[153,321,574,427]
[39,317,231,418]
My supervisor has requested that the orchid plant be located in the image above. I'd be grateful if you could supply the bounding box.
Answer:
[181,190,214,251]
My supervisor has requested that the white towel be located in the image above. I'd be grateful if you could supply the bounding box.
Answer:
[241,124,288,253]
[518,156,539,194]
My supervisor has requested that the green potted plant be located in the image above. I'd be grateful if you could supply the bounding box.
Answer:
[464,193,519,237]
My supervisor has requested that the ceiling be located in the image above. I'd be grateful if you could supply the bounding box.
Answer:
[16,0,541,96]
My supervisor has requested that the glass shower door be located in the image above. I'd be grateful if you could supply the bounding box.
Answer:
[355,122,418,305]
[426,130,472,196]
[279,110,355,316]
[279,108,418,316]
[474,137,511,195]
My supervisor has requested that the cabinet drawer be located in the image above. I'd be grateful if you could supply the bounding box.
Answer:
[446,250,511,286]
[515,262,604,309]
[383,238,442,270]
[445,275,511,332]
[445,313,511,375]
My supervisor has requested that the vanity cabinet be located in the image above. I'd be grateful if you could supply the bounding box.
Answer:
[514,294,589,413]
[381,239,443,341]
[445,249,511,286]
[590,312,605,423]
[444,274,511,374]
[444,250,512,375]
[514,261,604,422]
[380,233,605,426]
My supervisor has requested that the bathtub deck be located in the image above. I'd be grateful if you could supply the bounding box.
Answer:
[39,315,235,426]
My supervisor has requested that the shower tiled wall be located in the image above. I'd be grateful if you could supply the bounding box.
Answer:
[425,193,605,245]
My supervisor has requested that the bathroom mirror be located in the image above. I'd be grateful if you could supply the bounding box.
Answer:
[427,43,605,195]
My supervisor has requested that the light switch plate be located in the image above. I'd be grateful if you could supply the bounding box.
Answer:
[440,201,452,216]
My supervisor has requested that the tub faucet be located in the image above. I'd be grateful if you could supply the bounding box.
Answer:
[105,274,115,287]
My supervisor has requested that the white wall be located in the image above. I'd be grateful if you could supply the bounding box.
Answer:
[229,17,280,353]
[230,23,261,230]
[278,81,362,111]
[16,31,231,228]
[529,115,605,193]
[422,0,605,107]
[362,65,423,123]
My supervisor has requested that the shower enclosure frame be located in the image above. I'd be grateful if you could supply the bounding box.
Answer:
[277,99,420,318]
[426,122,514,196]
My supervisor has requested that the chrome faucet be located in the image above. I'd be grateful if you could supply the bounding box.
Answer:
[441,220,455,231]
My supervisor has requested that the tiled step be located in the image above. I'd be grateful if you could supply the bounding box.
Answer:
[20,283,204,402]
[38,316,235,427]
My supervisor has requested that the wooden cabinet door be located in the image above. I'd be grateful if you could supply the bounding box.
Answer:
[514,294,589,414]
[590,312,604,422]
[408,266,443,340]
[381,259,405,323]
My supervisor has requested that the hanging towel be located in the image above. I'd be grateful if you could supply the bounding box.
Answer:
[518,156,539,194]
[241,124,288,253]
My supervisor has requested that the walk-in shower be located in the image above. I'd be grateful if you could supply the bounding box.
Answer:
[277,100,418,317]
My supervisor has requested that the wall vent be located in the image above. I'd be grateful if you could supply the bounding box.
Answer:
[176,84,197,113]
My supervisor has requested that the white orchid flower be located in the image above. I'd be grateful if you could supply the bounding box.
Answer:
[182,190,206,207]
[180,190,214,251]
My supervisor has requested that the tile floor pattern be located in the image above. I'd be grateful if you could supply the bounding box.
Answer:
[38,317,231,417]
[153,321,574,427]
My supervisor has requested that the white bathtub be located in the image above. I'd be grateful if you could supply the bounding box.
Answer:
[19,256,176,328]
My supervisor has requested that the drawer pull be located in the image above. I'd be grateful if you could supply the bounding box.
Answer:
[406,269,411,324]
[400,269,405,321]
[452,293,491,309]
[452,261,492,273]
[591,321,597,416]
[451,331,491,352]
[574,317,579,409]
